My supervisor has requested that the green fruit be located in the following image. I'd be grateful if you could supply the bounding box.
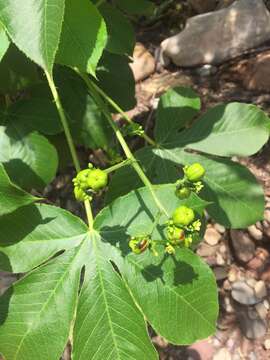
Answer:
[74,186,86,202]
[185,163,205,182]
[129,237,149,254]
[172,206,195,226]
[76,169,91,190]
[87,169,108,191]
[167,226,185,245]
[175,187,191,199]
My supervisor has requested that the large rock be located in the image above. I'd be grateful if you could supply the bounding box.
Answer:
[129,43,155,82]
[161,0,270,67]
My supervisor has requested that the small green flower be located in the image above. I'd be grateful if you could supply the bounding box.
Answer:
[166,225,185,245]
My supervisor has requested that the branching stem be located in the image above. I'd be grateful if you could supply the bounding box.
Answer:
[78,71,169,217]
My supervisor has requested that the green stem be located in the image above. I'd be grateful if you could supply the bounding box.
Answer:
[45,70,94,231]
[104,159,133,174]
[95,0,105,7]
[89,80,157,147]
[79,72,168,217]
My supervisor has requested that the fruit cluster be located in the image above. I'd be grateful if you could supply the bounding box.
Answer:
[175,163,205,199]
[73,164,108,202]
[128,163,205,256]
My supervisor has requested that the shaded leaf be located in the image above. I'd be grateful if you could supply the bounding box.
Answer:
[56,0,107,76]
[0,203,87,273]
[99,3,135,55]
[0,163,37,216]
[115,0,156,16]
[0,123,58,190]
[96,51,136,111]
[155,87,201,144]
[0,45,40,94]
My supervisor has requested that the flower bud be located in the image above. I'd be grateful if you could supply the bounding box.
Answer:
[175,187,191,199]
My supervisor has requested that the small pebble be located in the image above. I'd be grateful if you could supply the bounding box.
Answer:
[219,244,227,255]
[204,227,222,246]
[264,208,270,223]
[214,223,226,234]
[247,225,263,241]
[254,280,267,299]
[213,348,232,360]
[228,268,238,283]
[231,281,260,305]
[255,302,268,320]
[264,339,270,350]
[230,230,255,263]
[263,299,269,309]
[216,253,225,266]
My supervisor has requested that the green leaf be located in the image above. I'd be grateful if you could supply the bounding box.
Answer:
[95,185,218,344]
[115,0,156,16]
[107,146,265,228]
[0,24,9,62]
[7,98,62,135]
[99,3,135,55]
[96,52,136,111]
[0,123,58,190]
[0,0,65,73]
[180,153,265,228]
[0,244,83,360]
[0,45,40,94]
[167,103,270,157]
[155,87,201,144]
[56,0,107,76]
[73,232,157,360]
[0,164,37,216]
[0,204,87,273]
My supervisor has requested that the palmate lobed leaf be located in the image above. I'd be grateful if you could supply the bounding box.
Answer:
[107,87,268,228]
[0,164,38,217]
[0,185,217,359]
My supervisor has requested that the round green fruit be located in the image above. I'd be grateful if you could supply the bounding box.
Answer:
[167,226,185,245]
[172,206,195,226]
[76,169,91,190]
[175,187,191,199]
[185,163,205,182]
[87,169,108,191]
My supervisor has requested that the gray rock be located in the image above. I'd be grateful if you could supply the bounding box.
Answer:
[254,280,267,299]
[230,230,255,263]
[161,0,270,67]
[238,308,267,339]
[231,281,260,305]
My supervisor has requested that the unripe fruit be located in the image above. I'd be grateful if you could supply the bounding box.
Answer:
[185,163,205,182]
[76,169,91,190]
[172,206,195,226]
[74,186,86,202]
[167,226,185,245]
[87,169,108,191]
[175,187,191,199]
[129,237,149,254]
